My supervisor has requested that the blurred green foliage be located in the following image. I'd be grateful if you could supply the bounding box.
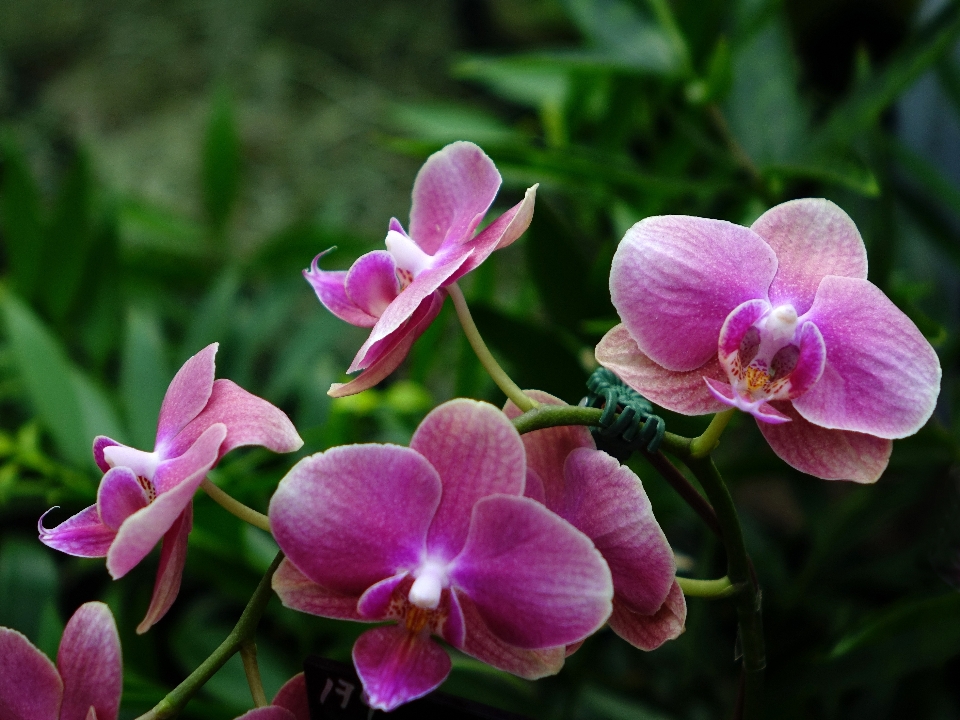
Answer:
[1,0,960,718]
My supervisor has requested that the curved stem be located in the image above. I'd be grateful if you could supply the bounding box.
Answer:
[676,575,738,598]
[202,478,271,533]
[135,552,284,720]
[240,640,268,708]
[642,450,722,538]
[689,409,735,458]
[685,456,764,719]
[448,282,538,412]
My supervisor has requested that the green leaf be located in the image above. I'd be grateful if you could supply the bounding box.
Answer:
[391,102,523,145]
[573,685,673,720]
[181,269,241,361]
[0,137,45,301]
[121,308,169,449]
[42,149,94,322]
[0,537,60,648]
[454,56,570,110]
[203,90,242,235]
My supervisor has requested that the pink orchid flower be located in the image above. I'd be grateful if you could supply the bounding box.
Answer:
[232,674,309,720]
[597,198,941,483]
[305,141,537,397]
[269,399,613,711]
[39,343,303,633]
[0,601,121,720]
[504,391,685,651]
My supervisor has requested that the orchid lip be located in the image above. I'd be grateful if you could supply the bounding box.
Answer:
[102,446,162,481]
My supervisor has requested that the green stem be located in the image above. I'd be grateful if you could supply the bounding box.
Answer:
[689,409,735,458]
[240,640,268,708]
[135,552,284,720]
[676,575,738,598]
[201,478,272,533]
[448,282,538,412]
[685,456,764,719]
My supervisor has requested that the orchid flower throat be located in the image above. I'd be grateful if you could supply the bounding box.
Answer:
[102,445,162,500]
[720,301,826,406]
[385,561,453,636]
[385,230,435,289]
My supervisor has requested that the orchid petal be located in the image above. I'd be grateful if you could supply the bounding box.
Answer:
[752,198,868,315]
[794,276,941,438]
[272,674,310,720]
[595,325,728,416]
[561,449,675,616]
[450,496,612,649]
[524,468,546,505]
[409,141,501,255]
[164,379,302,467]
[57,602,122,720]
[233,709,296,720]
[329,293,444,398]
[0,627,62,720]
[344,251,401,318]
[271,560,363,621]
[136,506,192,634]
[92,437,119,474]
[454,593,565,679]
[96,467,149,532]
[608,581,686,651]
[304,252,378,328]
[610,216,777,371]
[39,505,114,558]
[717,299,769,367]
[106,424,225,579]
[703,379,792,424]
[503,391,594,513]
[156,344,217,447]
[270,445,440,595]
[758,401,892,483]
[411,399,526,562]
[357,574,408,620]
[784,322,827,399]
[447,185,538,283]
[442,589,466,648]
[352,626,451,712]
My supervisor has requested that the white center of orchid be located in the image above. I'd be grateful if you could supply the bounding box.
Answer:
[408,561,447,610]
[385,230,434,280]
[102,446,161,482]
[760,304,799,346]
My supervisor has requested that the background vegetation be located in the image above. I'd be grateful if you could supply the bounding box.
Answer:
[2,0,960,717]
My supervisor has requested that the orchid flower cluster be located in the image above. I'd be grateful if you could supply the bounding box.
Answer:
[6,141,940,719]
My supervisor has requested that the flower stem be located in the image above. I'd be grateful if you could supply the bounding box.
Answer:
[676,575,738,598]
[448,282,538,412]
[685,456,764,719]
[240,640,268,708]
[135,552,284,720]
[689,408,735,458]
[642,450,722,538]
[201,478,271,533]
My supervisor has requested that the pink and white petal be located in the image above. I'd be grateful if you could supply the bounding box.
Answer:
[450,496,612,650]
[753,402,793,424]
[163,379,302,466]
[329,293,444,398]
[352,626,451,712]
[92,436,120,473]
[270,445,440,595]
[107,424,226,579]
[455,592,565,679]
[703,378,792,424]
[409,141,501,255]
[156,344,218,447]
[441,589,466,648]
[304,253,379,328]
[136,506,192,634]
[717,299,769,365]
[794,276,941,438]
[503,391,594,514]
[97,467,149,532]
[271,560,363,621]
[412,399,526,562]
[357,574,409,620]
[272,673,310,720]
[39,505,115,558]
[783,322,826,399]
[524,468,546,505]
[752,199,868,315]
[608,581,686,651]
[596,325,728,416]
[610,216,777,372]
[446,185,538,283]
[57,602,122,720]
[758,402,892,483]
[562,449,675,616]
[0,627,62,720]
[344,251,401,318]
[349,253,468,373]
[233,709,296,720]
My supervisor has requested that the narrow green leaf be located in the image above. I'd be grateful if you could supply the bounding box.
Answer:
[203,90,242,235]
[0,138,45,301]
[181,269,241,361]
[0,537,59,646]
[121,308,169,449]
